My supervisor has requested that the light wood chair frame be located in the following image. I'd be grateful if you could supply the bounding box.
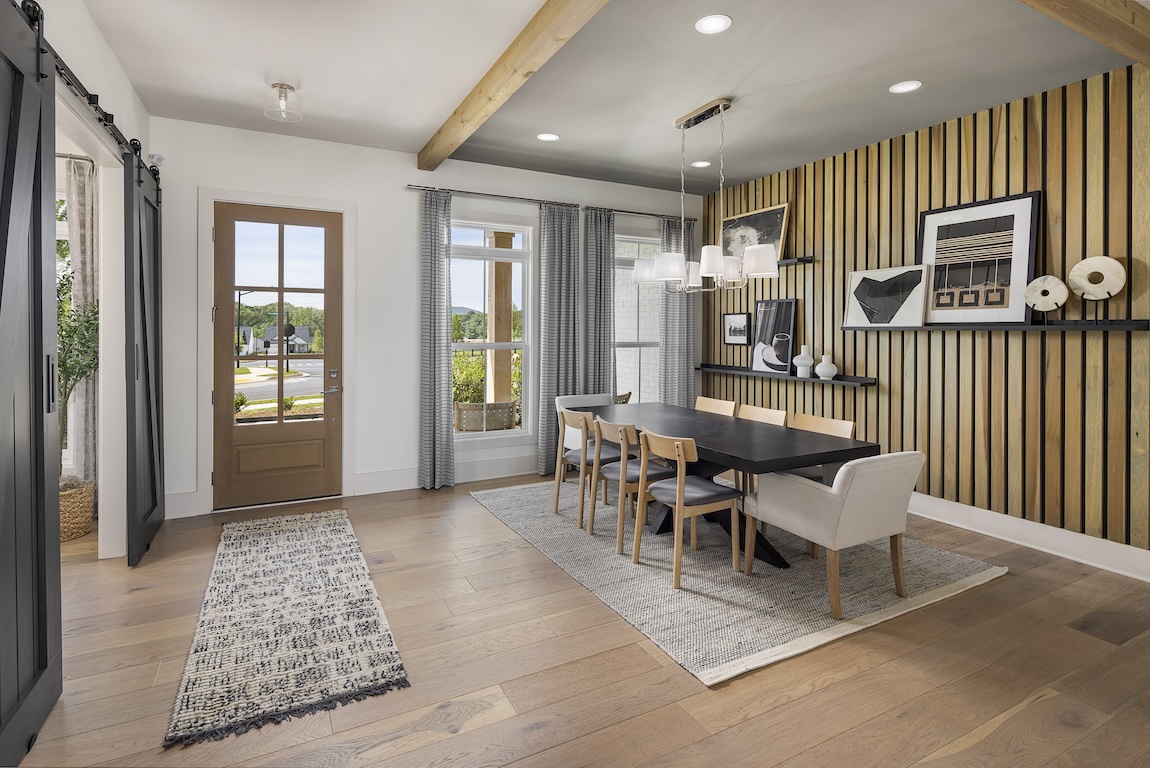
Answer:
[634,431,741,589]
[695,395,737,416]
[588,418,645,553]
[551,408,609,528]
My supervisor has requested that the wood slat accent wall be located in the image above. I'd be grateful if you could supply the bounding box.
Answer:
[702,65,1150,548]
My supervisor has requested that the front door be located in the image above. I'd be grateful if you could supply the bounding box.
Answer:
[213,203,342,509]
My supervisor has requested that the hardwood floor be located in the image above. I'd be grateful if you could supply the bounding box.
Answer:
[23,475,1150,767]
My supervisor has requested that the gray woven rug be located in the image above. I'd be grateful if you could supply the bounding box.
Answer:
[164,510,408,747]
[472,482,1006,685]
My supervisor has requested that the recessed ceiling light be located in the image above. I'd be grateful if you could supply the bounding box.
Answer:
[536,132,560,141]
[691,161,712,168]
[889,80,923,94]
[695,14,732,34]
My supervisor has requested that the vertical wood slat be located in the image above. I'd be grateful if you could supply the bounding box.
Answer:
[697,64,1148,550]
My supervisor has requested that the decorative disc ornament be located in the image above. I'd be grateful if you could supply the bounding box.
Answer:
[1024,275,1069,313]
[1067,256,1126,301]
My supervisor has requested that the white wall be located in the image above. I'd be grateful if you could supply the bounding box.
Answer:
[149,117,703,517]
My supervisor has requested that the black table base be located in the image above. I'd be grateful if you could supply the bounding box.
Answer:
[646,504,790,569]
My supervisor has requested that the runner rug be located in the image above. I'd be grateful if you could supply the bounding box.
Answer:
[472,482,1007,686]
[164,510,408,747]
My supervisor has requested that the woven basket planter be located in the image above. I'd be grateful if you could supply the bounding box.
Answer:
[59,477,94,542]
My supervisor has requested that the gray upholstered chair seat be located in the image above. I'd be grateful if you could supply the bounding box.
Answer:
[648,475,742,507]
[599,461,675,484]
[564,444,621,465]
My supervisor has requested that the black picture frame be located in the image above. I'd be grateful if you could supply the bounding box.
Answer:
[751,299,797,374]
[915,191,1040,325]
[722,312,751,345]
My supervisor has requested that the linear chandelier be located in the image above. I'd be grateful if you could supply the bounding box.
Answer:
[633,97,778,292]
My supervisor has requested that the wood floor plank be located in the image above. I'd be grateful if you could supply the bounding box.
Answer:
[1050,630,1150,716]
[22,713,172,767]
[1050,692,1150,767]
[442,573,582,615]
[403,617,558,672]
[499,644,663,712]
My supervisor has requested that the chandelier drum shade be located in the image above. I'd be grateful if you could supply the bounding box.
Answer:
[264,83,302,123]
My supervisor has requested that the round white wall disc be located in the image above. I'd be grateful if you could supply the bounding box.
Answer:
[1067,256,1126,301]
[1024,275,1069,312]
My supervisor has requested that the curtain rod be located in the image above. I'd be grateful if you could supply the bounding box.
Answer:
[587,205,696,223]
[406,185,578,209]
[56,153,93,162]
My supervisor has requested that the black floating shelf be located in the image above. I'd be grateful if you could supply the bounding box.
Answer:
[777,256,814,267]
[841,319,1150,333]
[699,363,877,387]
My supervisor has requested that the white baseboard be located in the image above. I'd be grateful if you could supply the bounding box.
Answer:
[352,467,420,496]
[454,455,537,484]
[910,492,1150,584]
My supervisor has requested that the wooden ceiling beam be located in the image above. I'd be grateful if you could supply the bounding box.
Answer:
[1016,0,1150,68]
[417,0,610,171]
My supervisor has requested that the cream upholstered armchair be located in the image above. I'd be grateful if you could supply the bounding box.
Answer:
[743,451,926,620]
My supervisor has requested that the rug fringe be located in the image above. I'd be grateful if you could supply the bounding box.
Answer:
[162,677,411,749]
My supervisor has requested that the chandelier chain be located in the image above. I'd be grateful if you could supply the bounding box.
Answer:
[679,122,686,252]
[718,104,726,225]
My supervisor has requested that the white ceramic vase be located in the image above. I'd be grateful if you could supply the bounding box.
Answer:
[815,354,838,381]
[792,344,814,378]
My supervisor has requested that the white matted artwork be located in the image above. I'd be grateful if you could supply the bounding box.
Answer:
[723,313,751,345]
[917,191,1040,324]
[843,265,928,328]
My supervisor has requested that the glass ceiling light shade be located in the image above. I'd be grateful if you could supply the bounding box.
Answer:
[632,258,657,284]
[264,83,302,122]
[654,251,686,281]
[700,244,724,277]
[743,242,779,277]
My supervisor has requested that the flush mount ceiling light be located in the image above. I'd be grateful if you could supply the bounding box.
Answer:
[264,83,302,122]
[536,132,560,141]
[889,80,923,94]
[691,160,712,168]
[695,14,732,34]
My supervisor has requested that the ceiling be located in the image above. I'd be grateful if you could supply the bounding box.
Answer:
[82,0,1131,194]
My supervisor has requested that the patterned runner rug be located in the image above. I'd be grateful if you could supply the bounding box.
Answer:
[164,510,408,747]
[472,482,1007,686]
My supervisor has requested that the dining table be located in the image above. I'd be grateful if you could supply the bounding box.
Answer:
[573,401,882,568]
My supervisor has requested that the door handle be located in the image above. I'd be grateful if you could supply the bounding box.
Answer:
[325,386,342,395]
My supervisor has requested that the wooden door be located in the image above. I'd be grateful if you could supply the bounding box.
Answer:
[125,142,165,567]
[0,3,63,763]
[213,203,342,509]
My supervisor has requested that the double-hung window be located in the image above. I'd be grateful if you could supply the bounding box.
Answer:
[614,236,661,401]
[450,222,530,435]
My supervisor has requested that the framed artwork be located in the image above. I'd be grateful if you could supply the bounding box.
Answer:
[916,191,1040,324]
[751,299,797,374]
[723,203,789,264]
[722,313,751,345]
[843,265,928,328]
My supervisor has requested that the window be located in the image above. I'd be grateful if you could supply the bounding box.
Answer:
[450,222,530,435]
[614,237,661,402]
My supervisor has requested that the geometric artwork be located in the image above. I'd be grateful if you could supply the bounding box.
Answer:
[844,265,928,328]
[917,191,1040,324]
[723,203,789,264]
[751,298,797,374]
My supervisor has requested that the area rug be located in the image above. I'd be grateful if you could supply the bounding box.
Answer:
[472,482,1006,686]
[164,510,409,747]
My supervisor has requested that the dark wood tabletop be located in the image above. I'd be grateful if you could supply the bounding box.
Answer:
[575,402,881,474]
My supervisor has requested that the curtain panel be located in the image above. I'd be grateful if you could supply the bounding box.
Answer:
[659,217,696,408]
[418,190,455,489]
[536,203,580,475]
[581,207,615,397]
[65,158,99,483]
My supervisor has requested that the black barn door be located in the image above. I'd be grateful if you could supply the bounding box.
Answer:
[0,1,62,764]
[125,143,164,567]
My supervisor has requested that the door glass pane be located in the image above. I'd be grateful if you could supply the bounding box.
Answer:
[234,221,278,287]
[233,290,279,424]
[284,224,324,289]
[615,347,639,402]
[282,292,324,420]
[615,267,638,341]
[638,347,660,403]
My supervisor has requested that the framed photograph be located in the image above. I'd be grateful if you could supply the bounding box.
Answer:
[916,191,1040,324]
[723,203,789,264]
[843,265,928,328]
[722,313,751,345]
[751,299,797,374]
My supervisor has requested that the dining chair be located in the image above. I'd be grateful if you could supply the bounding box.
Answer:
[787,412,857,484]
[634,430,743,589]
[718,404,790,494]
[614,391,633,404]
[589,418,675,553]
[743,451,926,619]
[695,395,737,416]
[553,394,615,479]
[552,408,620,527]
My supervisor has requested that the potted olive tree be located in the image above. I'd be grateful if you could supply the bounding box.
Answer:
[57,268,99,541]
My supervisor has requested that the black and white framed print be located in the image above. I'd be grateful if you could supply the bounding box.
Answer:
[751,299,797,374]
[843,265,928,328]
[916,191,1040,324]
[722,313,751,345]
[723,203,789,264]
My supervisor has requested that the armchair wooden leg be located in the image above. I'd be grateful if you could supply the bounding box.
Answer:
[551,466,563,516]
[743,514,755,576]
[577,463,587,529]
[673,507,684,589]
[602,477,608,504]
[891,533,907,598]
[807,541,819,558]
[690,516,698,551]
[730,502,740,573]
[631,491,647,564]
[616,483,627,555]
[826,549,842,620]
[587,466,600,535]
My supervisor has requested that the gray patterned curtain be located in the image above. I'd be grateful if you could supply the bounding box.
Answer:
[418,190,454,489]
[537,203,580,475]
[582,207,615,396]
[65,158,99,483]
[659,217,696,408]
